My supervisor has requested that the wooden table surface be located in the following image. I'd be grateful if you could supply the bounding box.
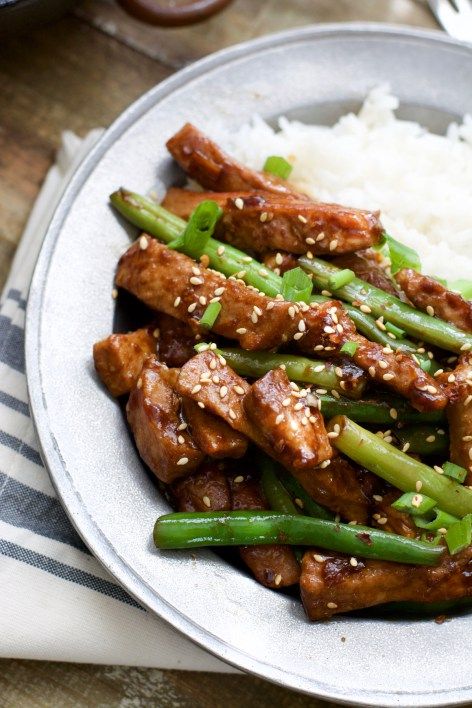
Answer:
[0,1,438,705]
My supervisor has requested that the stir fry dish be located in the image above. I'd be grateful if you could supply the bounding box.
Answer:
[93,124,472,621]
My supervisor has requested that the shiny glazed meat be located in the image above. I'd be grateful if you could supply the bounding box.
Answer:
[156,313,198,367]
[332,251,399,296]
[301,545,472,620]
[182,398,248,459]
[126,357,203,483]
[170,462,232,512]
[93,326,157,397]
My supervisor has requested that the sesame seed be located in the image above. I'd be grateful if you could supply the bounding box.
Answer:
[416,481,423,492]
[111,288,118,299]
[373,494,383,502]
[294,401,304,411]
[329,240,338,251]
[274,574,282,586]
[383,373,395,381]
[298,320,306,333]
[426,385,438,394]
[229,409,237,420]
[376,318,387,331]
[192,266,201,276]
[433,369,444,377]
[314,554,325,562]
[331,389,340,400]
[173,296,181,307]
[460,343,471,351]
[448,374,456,383]
[295,498,304,509]
[282,398,291,407]
[234,197,244,210]
[266,301,275,311]
[335,366,343,378]
[324,325,335,334]
[469,448,472,461]
[463,435,472,442]
[350,557,358,567]
[378,360,388,369]
[177,457,188,466]
[327,430,339,439]
[209,359,217,370]
[236,327,247,335]
[188,303,197,313]
[136,378,142,389]
[387,332,397,339]
[411,494,423,508]
[434,465,444,474]
[426,435,436,443]
[298,214,308,224]
[253,305,263,317]
[306,251,314,259]
[360,304,372,314]
[327,602,338,609]
[214,287,225,297]
[251,312,259,324]
[426,305,435,316]
[321,290,332,297]
[177,435,185,444]
[202,495,211,508]
[191,384,202,394]
[377,517,388,525]
[219,385,228,399]
[177,422,188,431]
[402,442,410,453]
[368,366,376,377]
[275,413,284,424]
[139,235,148,250]
[390,408,398,420]
[305,237,315,245]
[293,332,304,340]
[320,459,331,468]
[438,527,448,535]
[234,475,244,484]
[217,246,225,256]
[464,395,472,406]
[198,402,205,409]
[288,306,296,318]
[190,276,203,286]
[382,346,393,354]
[199,296,207,306]
[235,386,245,395]
[279,364,286,370]
[316,232,325,242]
[212,376,220,384]
[313,365,325,373]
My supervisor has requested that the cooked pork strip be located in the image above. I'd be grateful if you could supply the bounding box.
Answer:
[300,545,472,620]
[218,193,383,256]
[182,398,248,459]
[440,354,472,483]
[93,326,157,397]
[156,313,197,367]
[294,458,373,525]
[228,471,300,588]
[332,251,400,297]
[126,357,203,483]
[116,240,446,411]
[244,368,332,470]
[396,269,472,333]
[161,187,383,256]
[170,462,232,512]
[166,123,299,196]
[116,237,299,351]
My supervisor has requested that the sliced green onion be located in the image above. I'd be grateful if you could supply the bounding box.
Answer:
[445,515,472,555]
[385,234,421,274]
[281,267,312,303]
[385,321,406,339]
[263,155,293,180]
[392,492,437,516]
[442,461,468,484]
[448,279,472,300]
[199,301,222,329]
[328,268,355,291]
[414,508,459,531]
[181,200,222,259]
[340,341,358,357]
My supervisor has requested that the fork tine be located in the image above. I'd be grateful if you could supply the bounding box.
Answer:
[452,0,472,16]
[429,0,472,40]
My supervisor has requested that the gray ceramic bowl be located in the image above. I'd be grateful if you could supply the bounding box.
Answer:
[26,24,472,707]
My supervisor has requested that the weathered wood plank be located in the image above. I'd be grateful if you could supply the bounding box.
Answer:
[76,0,436,69]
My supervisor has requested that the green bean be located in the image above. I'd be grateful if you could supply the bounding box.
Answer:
[215,347,366,399]
[329,416,472,519]
[257,455,299,516]
[300,256,472,354]
[394,425,449,456]
[314,393,446,425]
[153,511,444,565]
[273,466,334,520]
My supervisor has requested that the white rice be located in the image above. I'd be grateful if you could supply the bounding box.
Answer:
[225,85,472,282]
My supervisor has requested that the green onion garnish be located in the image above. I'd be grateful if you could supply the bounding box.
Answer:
[179,200,222,259]
[392,492,437,516]
[448,279,472,300]
[414,508,459,531]
[442,461,468,484]
[445,514,472,555]
[199,301,222,329]
[328,268,355,291]
[385,321,406,339]
[263,155,293,180]
[385,234,421,275]
[281,267,312,303]
[340,341,358,357]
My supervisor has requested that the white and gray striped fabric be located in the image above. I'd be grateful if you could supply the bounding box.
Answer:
[0,131,232,670]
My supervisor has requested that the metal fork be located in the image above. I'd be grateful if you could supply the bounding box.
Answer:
[428,0,472,41]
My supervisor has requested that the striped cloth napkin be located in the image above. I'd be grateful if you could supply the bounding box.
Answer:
[0,130,234,671]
